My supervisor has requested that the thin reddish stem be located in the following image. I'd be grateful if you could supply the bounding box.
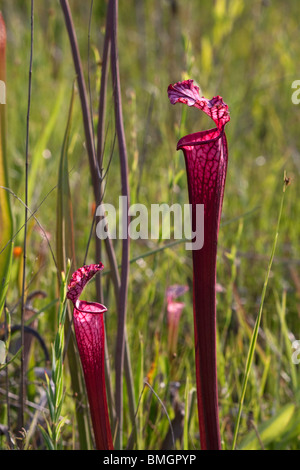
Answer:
[109,0,130,449]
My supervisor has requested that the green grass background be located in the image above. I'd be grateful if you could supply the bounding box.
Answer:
[0,0,300,450]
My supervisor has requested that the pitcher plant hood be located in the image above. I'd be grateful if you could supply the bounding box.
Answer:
[67,263,113,450]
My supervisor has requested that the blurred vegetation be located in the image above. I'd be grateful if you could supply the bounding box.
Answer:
[0,0,299,450]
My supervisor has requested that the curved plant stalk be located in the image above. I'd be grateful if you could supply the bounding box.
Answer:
[67,264,114,450]
[60,1,115,446]
[59,0,100,189]
[168,79,230,450]
[109,0,130,449]
[18,1,34,438]
[56,85,76,277]
[56,84,92,450]
[60,1,136,446]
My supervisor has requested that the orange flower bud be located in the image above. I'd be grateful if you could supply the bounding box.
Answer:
[13,246,23,258]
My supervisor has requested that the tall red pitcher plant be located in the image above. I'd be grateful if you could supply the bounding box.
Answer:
[168,80,230,450]
[67,263,114,450]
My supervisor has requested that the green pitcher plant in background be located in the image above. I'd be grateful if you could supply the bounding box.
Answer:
[0,12,13,319]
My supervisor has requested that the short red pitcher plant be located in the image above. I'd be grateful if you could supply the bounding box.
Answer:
[166,284,189,358]
[67,263,114,450]
[168,79,230,450]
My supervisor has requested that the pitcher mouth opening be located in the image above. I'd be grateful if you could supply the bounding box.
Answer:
[75,299,108,315]
[177,127,224,150]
